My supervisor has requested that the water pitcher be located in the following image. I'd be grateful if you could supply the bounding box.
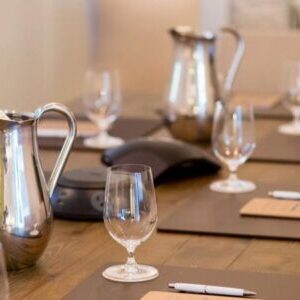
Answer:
[0,103,76,270]
[165,26,245,142]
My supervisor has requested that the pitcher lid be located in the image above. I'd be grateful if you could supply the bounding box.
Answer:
[169,26,215,42]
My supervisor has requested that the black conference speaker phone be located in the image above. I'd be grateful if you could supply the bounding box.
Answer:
[51,138,221,221]
[102,138,221,184]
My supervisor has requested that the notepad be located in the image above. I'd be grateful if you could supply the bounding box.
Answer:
[141,291,261,300]
[240,198,300,220]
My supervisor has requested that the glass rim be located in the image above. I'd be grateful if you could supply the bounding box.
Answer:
[215,101,255,118]
[107,164,152,174]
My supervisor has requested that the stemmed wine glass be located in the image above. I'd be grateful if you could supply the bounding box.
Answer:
[278,61,300,135]
[210,101,256,193]
[102,164,159,282]
[82,69,124,149]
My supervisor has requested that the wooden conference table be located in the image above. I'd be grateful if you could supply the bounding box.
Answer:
[9,95,300,299]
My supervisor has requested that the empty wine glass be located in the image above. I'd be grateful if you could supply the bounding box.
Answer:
[278,61,300,135]
[210,101,256,193]
[82,69,124,149]
[102,164,159,282]
[0,243,9,300]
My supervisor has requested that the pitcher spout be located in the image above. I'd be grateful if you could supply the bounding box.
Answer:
[0,111,34,130]
[169,26,215,42]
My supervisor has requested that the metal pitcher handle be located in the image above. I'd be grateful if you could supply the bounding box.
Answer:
[220,27,245,96]
[33,103,77,197]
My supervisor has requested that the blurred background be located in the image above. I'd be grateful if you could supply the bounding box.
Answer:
[1,0,300,111]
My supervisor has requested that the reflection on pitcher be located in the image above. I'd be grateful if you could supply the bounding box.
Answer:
[0,104,76,270]
[165,26,245,142]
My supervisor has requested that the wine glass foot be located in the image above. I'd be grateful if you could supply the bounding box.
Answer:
[210,179,256,194]
[84,135,124,149]
[102,264,159,282]
[278,122,300,136]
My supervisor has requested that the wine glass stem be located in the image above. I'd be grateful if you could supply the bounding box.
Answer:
[124,251,138,274]
[96,130,109,141]
[228,172,238,183]
[292,110,300,126]
[228,163,239,182]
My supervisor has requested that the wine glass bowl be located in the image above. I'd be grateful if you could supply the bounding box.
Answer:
[82,69,124,148]
[210,101,256,193]
[102,164,159,282]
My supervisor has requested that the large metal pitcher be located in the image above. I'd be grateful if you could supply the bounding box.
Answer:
[0,103,76,270]
[165,26,245,142]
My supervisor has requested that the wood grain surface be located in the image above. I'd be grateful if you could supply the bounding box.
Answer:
[8,97,300,300]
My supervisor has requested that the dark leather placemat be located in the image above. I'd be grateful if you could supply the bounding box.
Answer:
[63,264,300,300]
[251,127,300,163]
[38,117,162,151]
[254,103,291,120]
[158,182,300,240]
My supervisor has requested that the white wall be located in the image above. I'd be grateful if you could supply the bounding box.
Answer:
[201,0,230,31]
[2,1,300,112]
[220,31,300,93]
[200,0,300,94]
[0,0,88,111]
[98,0,200,96]
[0,1,49,110]
[0,0,200,111]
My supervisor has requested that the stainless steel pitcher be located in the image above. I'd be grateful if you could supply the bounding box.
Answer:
[165,26,245,142]
[0,103,76,270]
